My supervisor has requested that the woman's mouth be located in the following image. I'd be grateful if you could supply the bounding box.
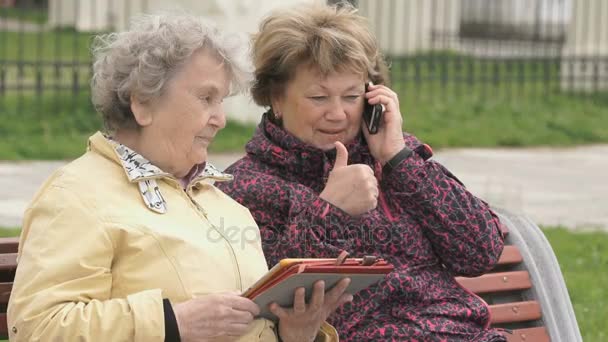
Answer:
[318,129,344,135]
[196,136,212,145]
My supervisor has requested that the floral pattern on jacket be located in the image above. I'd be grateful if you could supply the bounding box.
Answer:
[217,114,507,342]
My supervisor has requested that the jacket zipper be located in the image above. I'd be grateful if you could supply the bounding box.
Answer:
[150,176,244,292]
[185,188,243,292]
[378,190,395,222]
[374,162,396,221]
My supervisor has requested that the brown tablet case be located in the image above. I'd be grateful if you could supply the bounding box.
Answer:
[242,255,394,321]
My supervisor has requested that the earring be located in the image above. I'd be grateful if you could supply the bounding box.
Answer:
[268,108,283,125]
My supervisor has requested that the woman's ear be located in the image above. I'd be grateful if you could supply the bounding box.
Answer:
[130,95,153,127]
[270,98,282,119]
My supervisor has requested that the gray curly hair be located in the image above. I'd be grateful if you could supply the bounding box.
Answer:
[91,13,251,131]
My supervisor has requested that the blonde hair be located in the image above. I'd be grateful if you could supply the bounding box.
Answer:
[251,2,389,108]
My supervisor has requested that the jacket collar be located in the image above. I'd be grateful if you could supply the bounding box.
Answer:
[88,132,233,214]
[88,132,233,183]
[245,113,375,180]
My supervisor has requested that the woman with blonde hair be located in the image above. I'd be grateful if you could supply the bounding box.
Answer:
[218,3,507,341]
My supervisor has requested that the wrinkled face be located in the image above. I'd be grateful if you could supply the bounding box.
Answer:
[140,49,229,177]
[272,64,365,151]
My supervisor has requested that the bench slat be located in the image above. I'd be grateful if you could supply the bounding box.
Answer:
[496,245,523,266]
[0,254,18,271]
[506,327,550,342]
[0,282,12,305]
[0,238,19,254]
[0,313,7,338]
[455,271,531,294]
[490,300,542,324]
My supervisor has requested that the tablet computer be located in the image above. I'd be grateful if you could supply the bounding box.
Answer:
[242,256,393,321]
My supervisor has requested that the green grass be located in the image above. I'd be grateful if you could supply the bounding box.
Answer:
[0,227,20,237]
[0,30,94,61]
[402,90,608,148]
[0,91,101,159]
[542,228,608,342]
[0,226,606,340]
[0,7,48,25]
[1,88,607,159]
[0,91,256,159]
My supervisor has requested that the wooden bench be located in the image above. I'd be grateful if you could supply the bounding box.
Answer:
[0,209,582,340]
[454,208,582,342]
[0,237,18,339]
[456,232,549,341]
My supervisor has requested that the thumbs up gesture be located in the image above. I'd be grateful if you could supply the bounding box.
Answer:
[319,142,379,216]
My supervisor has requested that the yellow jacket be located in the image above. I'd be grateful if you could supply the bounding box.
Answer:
[7,132,337,342]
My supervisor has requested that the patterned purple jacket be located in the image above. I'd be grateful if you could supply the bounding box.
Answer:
[217,114,507,342]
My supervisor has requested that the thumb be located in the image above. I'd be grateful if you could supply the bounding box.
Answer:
[333,141,348,169]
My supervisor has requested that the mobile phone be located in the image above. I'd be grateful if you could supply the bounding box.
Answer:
[363,82,383,134]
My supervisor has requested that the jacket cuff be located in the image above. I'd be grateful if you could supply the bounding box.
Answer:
[163,299,181,342]
[290,188,352,228]
[309,197,351,223]
[382,147,413,176]
[126,289,165,342]
[290,196,354,252]
[381,151,426,194]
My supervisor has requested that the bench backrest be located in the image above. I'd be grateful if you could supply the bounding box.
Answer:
[456,224,550,342]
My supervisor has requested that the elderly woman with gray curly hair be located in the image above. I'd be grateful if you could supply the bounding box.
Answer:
[6,14,350,342]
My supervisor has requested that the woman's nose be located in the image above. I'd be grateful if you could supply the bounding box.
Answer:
[211,104,227,129]
[325,98,347,120]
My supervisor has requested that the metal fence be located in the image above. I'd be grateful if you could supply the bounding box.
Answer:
[0,0,159,116]
[359,0,608,102]
[1,0,607,116]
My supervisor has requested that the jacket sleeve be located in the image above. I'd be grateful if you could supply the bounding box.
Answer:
[381,147,504,276]
[218,171,352,267]
[7,183,166,342]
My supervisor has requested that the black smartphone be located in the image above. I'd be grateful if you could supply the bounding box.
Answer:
[363,82,383,134]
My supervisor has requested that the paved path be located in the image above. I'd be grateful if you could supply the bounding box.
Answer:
[1,146,606,230]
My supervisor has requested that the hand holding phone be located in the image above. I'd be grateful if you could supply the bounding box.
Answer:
[361,82,407,165]
[362,82,384,134]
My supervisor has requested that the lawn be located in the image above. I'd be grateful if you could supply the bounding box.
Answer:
[1,88,607,160]
[0,7,47,25]
[0,226,605,341]
[0,91,257,159]
[0,29,94,61]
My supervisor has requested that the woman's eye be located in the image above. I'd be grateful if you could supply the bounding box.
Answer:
[344,95,360,101]
[310,96,327,101]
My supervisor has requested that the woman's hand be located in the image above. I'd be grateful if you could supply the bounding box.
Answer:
[320,142,379,216]
[271,278,353,342]
[362,83,406,165]
[173,292,260,342]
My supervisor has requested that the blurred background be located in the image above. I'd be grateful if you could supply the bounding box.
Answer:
[0,1,606,340]
[0,0,606,158]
